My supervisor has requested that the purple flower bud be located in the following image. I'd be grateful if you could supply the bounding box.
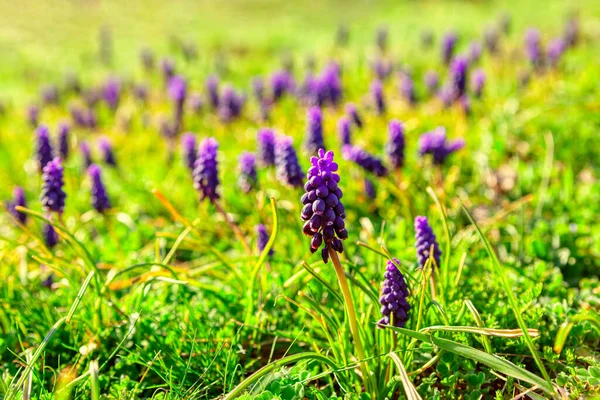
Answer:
[459,95,471,116]
[525,28,543,68]
[372,58,393,81]
[40,158,66,214]
[275,135,303,188]
[469,41,482,64]
[218,85,245,122]
[449,56,469,100]
[442,32,458,65]
[70,106,97,129]
[160,58,175,82]
[484,27,499,55]
[305,106,325,153]
[193,137,220,202]
[547,38,566,67]
[399,73,416,105]
[181,133,197,171]
[134,83,149,102]
[88,164,110,213]
[103,78,121,110]
[386,119,405,169]
[43,223,59,249]
[364,178,376,199]
[438,85,454,108]
[424,71,439,94]
[418,127,464,165]
[238,152,258,194]
[344,102,363,128]
[36,125,54,172]
[257,128,276,167]
[342,144,388,177]
[414,216,441,269]
[27,105,40,128]
[271,70,295,102]
[371,80,386,115]
[256,224,273,256]
[80,141,92,168]
[84,88,101,108]
[57,122,70,160]
[188,93,203,114]
[206,75,220,109]
[168,75,187,132]
[99,138,117,166]
[160,118,176,139]
[8,186,27,225]
[337,117,351,146]
[377,259,410,328]
[301,149,346,262]
[41,85,59,105]
[252,76,265,101]
[140,48,155,71]
[472,69,486,98]
[302,64,343,107]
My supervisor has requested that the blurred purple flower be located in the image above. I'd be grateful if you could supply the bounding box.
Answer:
[238,152,258,193]
[342,144,388,177]
[418,127,464,165]
[88,164,111,213]
[442,31,458,65]
[257,128,276,167]
[275,135,303,188]
[40,158,66,214]
[337,116,351,146]
[36,125,54,172]
[386,119,405,169]
[58,122,70,160]
[181,133,197,171]
[305,106,324,153]
[377,259,410,328]
[193,137,220,202]
[371,80,386,115]
[414,216,441,269]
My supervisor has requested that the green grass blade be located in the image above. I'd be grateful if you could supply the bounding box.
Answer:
[387,352,423,400]
[553,312,600,354]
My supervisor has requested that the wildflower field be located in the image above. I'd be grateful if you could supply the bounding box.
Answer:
[1,0,600,398]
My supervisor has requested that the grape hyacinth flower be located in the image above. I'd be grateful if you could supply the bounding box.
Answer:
[40,158,66,214]
[218,85,245,122]
[275,135,303,188]
[257,128,276,167]
[103,78,121,111]
[160,58,175,82]
[133,83,149,102]
[459,95,471,116]
[377,259,410,328]
[206,75,220,109]
[438,85,454,109]
[449,56,469,100]
[41,85,59,105]
[88,164,111,213]
[271,70,295,102]
[238,152,258,193]
[8,186,27,225]
[469,41,482,64]
[43,223,59,249]
[36,125,54,172]
[99,138,117,166]
[342,145,388,177]
[472,69,486,98]
[424,71,439,94]
[193,137,220,202]
[418,127,464,165]
[27,105,40,127]
[364,178,376,199]
[188,93,203,114]
[525,28,543,68]
[399,73,416,105]
[337,117,351,146]
[414,216,441,269]
[181,133,197,171]
[140,48,155,71]
[345,103,363,128]
[300,149,348,263]
[252,76,264,101]
[442,32,458,65]
[547,39,566,67]
[57,122,70,160]
[256,224,273,256]
[386,119,405,170]
[371,80,386,115]
[305,107,324,153]
[80,141,92,168]
[168,75,187,132]
[372,58,393,81]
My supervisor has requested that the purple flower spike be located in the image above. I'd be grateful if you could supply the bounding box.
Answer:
[442,32,458,65]
[275,135,304,188]
[58,123,70,160]
[399,73,416,105]
[344,103,363,128]
[484,27,499,55]
[300,148,347,263]
[9,186,27,225]
[140,48,155,71]
[257,128,276,167]
[418,127,464,165]
[377,259,410,328]
[547,39,566,67]
[27,105,40,127]
[371,80,386,115]
[43,223,59,249]
[160,58,175,82]
[372,58,393,81]
[525,28,543,68]
[238,152,258,194]
[271,70,296,102]
[206,75,220,109]
[103,78,121,110]
[188,93,203,114]
[218,85,245,122]
[342,145,388,177]
[424,71,439,94]
[99,138,117,167]
[337,117,351,146]
[364,178,376,199]
[469,41,482,64]
[134,83,149,102]
[193,137,220,202]
[414,216,441,269]
[88,164,111,213]
[450,56,469,100]
[252,76,265,101]
[36,125,54,172]
[256,224,274,256]
[438,85,454,108]
[168,75,187,132]
[472,69,486,98]
[40,158,66,214]
[181,133,197,171]
[305,107,325,153]
[41,85,59,105]
[386,120,405,169]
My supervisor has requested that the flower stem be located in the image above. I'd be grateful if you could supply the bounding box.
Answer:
[213,200,252,255]
[327,245,373,394]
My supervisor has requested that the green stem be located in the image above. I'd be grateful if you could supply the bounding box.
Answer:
[328,245,374,394]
